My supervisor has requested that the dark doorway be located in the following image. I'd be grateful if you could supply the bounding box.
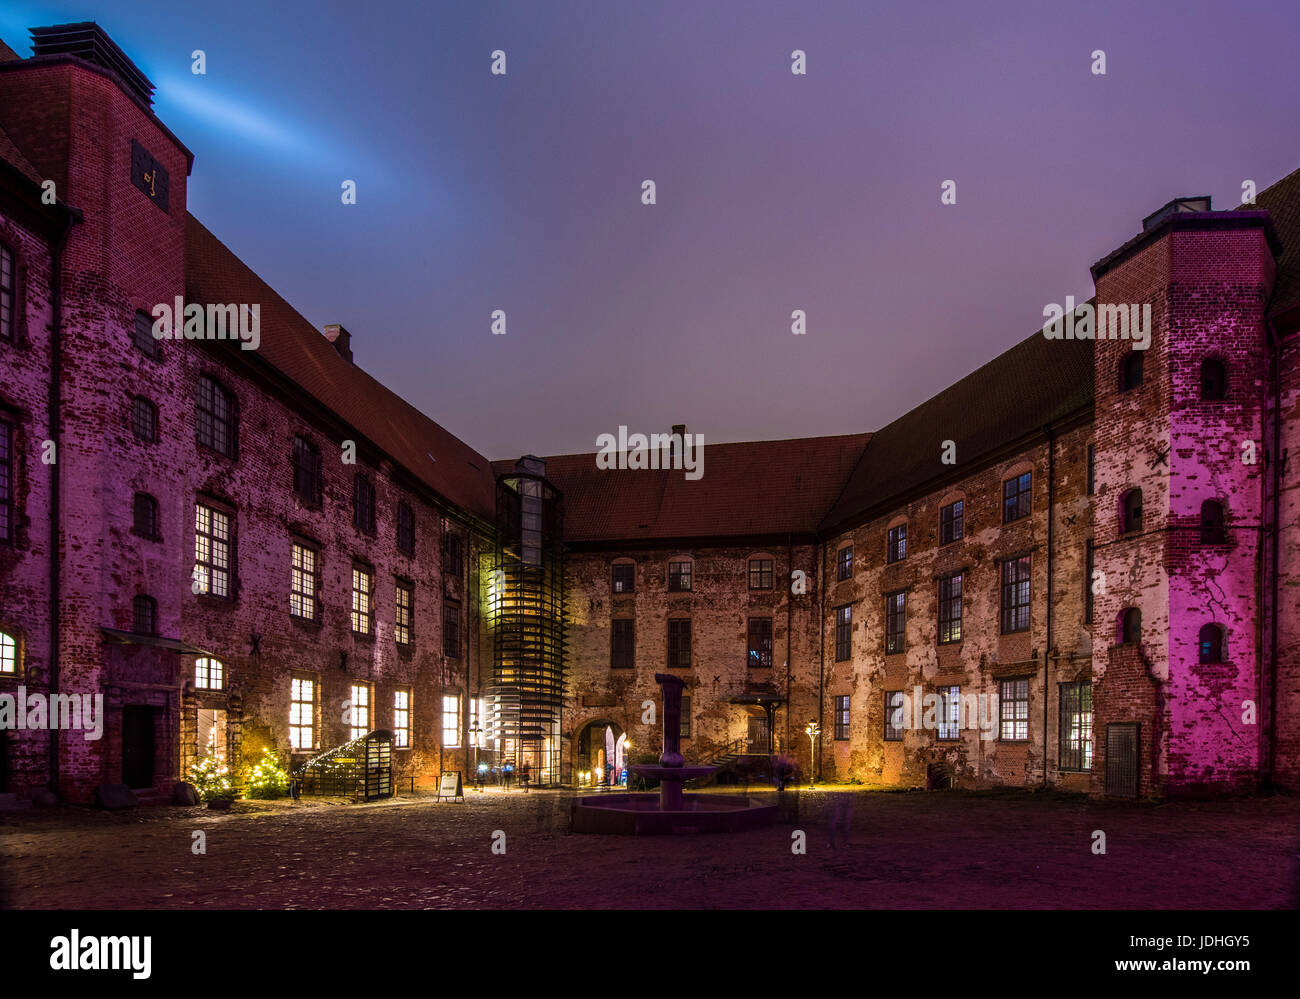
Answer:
[122,705,156,789]
[1105,723,1139,798]
[747,713,769,754]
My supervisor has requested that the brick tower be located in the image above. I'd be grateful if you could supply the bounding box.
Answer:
[1089,198,1279,797]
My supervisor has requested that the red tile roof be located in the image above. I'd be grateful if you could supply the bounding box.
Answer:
[185,214,497,523]
[1244,165,1300,316]
[819,328,1094,533]
[498,433,871,543]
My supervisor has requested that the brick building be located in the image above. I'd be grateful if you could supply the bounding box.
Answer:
[0,24,1297,803]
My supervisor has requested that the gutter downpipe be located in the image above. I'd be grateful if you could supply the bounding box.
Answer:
[816,532,825,784]
[1266,317,1282,789]
[1044,423,1056,789]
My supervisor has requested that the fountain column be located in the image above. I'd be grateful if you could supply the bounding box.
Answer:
[656,673,686,811]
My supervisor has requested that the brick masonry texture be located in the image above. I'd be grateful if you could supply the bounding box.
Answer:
[1,31,1298,803]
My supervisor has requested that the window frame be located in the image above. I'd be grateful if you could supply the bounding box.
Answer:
[1198,623,1224,664]
[195,374,236,458]
[999,677,1031,742]
[749,557,774,590]
[0,419,10,545]
[395,579,414,647]
[1058,681,1093,771]
[289,539,321,621]
[938,573,962,645]
[442,693,461,748]
[194,656,225,691]
[885,590,906,654]
[611,562,635,594]
[936,685,961,741]
[883,690,904,741]
[1121,350,1144,392]
[834,604,852,662]
[396,500,415,556]
[289,676,316,751]
[667,559,693,592]
[1000,554,1032,634]
[348,682,371,741]
[836,546,853,581]
[0,628,22,676]
[194,501,233,599]
[667,618,691,669]
[132,396,158,443]
[887,524,907,563]
[833,695,850,741]
[0,241,14,343]
[132,492,159,541]
[747,617,773,669]
[939,500,963,545]
[351,564,375,636]
[1002,472,1032,523]
[393,688,412,749]
[610,617,635,669]
[132,595,157,636]
[443,599,461,658]
[292,435,322,508]
[352,473,376,535]
[132,309,158,359]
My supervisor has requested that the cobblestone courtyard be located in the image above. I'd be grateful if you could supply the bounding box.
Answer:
[2,788,1296,909]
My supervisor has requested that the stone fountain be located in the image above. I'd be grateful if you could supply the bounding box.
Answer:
[570,674,777,834]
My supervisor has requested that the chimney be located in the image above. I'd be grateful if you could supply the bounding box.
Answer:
[322,324,353,362]
[671,424,686,464]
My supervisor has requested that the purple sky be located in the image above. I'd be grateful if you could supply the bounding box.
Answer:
[4,0,1298,460]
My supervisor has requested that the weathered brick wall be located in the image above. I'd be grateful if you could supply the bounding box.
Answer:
[563,542,821,779]
[1270,330,1300,788]
[820,423,1093,789]
[0,186,56,796]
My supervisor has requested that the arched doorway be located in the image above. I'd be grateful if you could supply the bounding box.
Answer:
[575,720,624,787]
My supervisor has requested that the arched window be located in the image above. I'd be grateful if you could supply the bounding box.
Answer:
[195,656,225,690]
[132,595,157,636]
[1120,608,1142,645]
[1200,359,1227,400]
[1122,488,1143,533]
[0,241,15,342]
[0,629,18,674]
[1200,500,1226,543]
[1120,351,1144,391]
[196,375,236,457]
[132,492,158,539]
[1198,624,1224,664]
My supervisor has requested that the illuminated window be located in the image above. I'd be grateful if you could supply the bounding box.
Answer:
[749,558,774,590]
[351,566,373,636]
[833,695,850,741]
[195,503,231,597]
[1059,682,1093,771]
[668,560,692,592]
[442,694,461,748]
[289,678,315,751]
[194,656,224,690]
[290,542,319,620]
[0,630,18,675]
[884,690,904,741]
[999,678,1030,741]
[195,375,235,457]
[395,581,413,646]
[349,683,370,740]
[836,546,852,581]
[747,618,773,668]
[394,689,411,749]
[885,591,905,654]
[938,573,962,644]
[937,685,961,741]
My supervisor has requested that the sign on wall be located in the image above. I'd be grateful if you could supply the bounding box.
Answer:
[130,138,170,213]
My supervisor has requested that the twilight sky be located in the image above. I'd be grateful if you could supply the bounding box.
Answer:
[2,0,1297,460]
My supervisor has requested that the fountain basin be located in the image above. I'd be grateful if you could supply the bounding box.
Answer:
[571,792,778,835]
